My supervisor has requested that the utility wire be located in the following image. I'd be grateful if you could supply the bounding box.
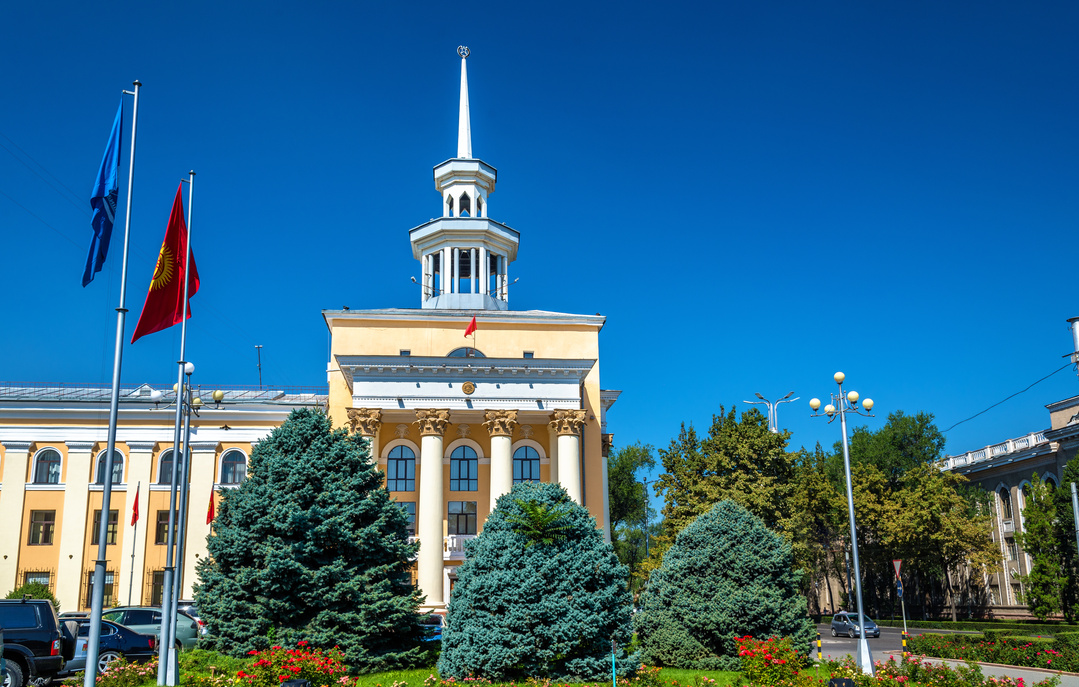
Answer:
[943,362,1074,433]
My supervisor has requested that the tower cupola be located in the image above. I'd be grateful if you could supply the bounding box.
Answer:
[410,47,520,310]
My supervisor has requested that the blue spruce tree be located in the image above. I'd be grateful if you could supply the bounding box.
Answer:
[194,408,430,672]
[635,500,813,670]
[439,481,635,681]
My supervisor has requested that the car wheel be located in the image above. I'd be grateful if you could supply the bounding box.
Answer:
[831,628,837,637]
[3,659,26,687]
[848,631,854,638]
[98,651,123,673]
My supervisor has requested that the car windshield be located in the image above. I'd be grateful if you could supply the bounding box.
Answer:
[853,615,875,625]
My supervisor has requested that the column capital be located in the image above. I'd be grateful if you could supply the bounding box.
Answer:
[2,441,33,452]
[414,409,451,437]
[483,410,518,437]
[549,410,587,437]
[188,441,220,453]
[127,441,157,452]
[65,440,96,451]
[347,407,383,437]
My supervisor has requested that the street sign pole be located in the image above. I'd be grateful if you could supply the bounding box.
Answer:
[893,560,907,637]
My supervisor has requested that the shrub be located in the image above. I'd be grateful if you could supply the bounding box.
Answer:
[826,654,1061,687]
[735,636,814,687]
[635,501,813,670]
[5,582,59,611]
[73,657,158,687]
[236,642,351,687]
[438,482,635,682]
[195,409,430,673]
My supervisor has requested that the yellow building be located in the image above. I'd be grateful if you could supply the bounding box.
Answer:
[323,48,618,611]
[0,383,324,610]
[0,48,617,616]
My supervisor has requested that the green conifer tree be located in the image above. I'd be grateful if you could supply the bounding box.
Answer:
[438,481,634,681]
[1017,473,1064,620]
[635,500,813,670]
[194,408,429,672]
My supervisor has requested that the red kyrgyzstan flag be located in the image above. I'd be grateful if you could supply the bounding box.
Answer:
[130,484,139,525]
[131,184,199,343]
[464,316,477,337]
[206,490,215,525]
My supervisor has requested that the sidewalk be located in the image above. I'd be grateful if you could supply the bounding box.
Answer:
[922,657,1079,687]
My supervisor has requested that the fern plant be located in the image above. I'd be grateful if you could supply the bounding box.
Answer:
[506,498,573,546]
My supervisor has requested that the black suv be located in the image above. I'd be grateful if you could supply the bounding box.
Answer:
[0,599,67,687]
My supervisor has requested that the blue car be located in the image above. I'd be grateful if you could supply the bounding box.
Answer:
[419,614,444,641]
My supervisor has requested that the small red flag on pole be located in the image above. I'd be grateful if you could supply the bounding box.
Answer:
[130,484,140,525]
[131,184,200,343]
[464,316,477,337]
[206,490,216,525]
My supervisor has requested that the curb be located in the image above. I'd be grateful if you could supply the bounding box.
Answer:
[921,655,1079,679]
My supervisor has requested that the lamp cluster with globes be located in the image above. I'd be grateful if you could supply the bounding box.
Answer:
[810,372,875,676]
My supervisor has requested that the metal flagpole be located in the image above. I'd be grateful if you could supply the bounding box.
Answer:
[158,170,195,687]
[84,79,140,687]
[128,481,140,605]
[172,389,195,616]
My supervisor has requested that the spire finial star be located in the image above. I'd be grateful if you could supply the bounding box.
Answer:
[457,47,472,158]
[458,46,470,58]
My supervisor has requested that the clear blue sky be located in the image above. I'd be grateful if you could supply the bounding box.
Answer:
[2,2,1078,489]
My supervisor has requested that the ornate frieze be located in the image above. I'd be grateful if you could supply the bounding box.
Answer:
[394,424,410,439]
[519,424,534,439]
[549,410,587,437]
[456,424,472,438]
[414,409,451,437]
[483,410,518,437]
[347,408,383,437]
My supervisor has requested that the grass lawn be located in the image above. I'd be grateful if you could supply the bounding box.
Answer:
[351,667,744,687]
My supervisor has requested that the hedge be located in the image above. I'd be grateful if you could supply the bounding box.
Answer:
[907,632,1069,671]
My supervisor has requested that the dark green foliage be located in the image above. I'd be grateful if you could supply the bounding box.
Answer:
[842,411,945,488]
[506,499,573,547]
[635,500,813,670]
[1052,457,1079,621]
[439,481,635,681]
[194,408,429,673]
[1016,474,1064,620]
[5,581,59,610]
[606,442,657,591]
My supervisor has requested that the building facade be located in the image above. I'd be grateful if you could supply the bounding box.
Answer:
[0,383,324,611]
[943,394,1079,616]
[323,48,617,612]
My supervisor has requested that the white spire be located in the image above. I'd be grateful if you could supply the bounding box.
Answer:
[457,46,472,159]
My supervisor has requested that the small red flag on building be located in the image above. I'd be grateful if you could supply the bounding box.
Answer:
[464,316,477,337]
[206,490,215,525]
[131,484,140,525]
[131,184,200,344]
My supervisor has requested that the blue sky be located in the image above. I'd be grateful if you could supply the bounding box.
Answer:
[2,2,1078,493]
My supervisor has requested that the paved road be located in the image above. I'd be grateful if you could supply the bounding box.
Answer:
[813,624,1079,686]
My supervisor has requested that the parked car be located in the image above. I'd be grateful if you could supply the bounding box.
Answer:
[0,599,69,687]
[418,614,444,642]
[830,612,880,638]
[57,620,156,676]
[100,607,200,649]
[175,601,207,636]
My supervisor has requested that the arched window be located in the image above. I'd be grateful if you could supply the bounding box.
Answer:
[450,446,478,491]
[513,446,540,484]
[476,195,483,217]
[446,195,454,216]
[386,446,415,492]
[459,192,471,217]
[999,487,1013,520]
[157,450,191,485]
[220,450,247,485]
[447,347,485,358]
[95,450,124,485]
[1045,476,1058,491]
[33,449,62,484]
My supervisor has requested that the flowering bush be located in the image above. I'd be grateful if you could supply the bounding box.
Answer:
[74,657,158,687]
[236,642,351,687]
[907,634,1071,671]
[735,636,815,687]
[825,654,1061,687]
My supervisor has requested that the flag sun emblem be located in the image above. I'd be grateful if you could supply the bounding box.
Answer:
[151,244,174,291]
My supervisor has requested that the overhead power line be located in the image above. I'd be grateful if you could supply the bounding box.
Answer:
[943,362,1073,433]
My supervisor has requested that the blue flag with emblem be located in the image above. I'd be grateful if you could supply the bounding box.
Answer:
[82,100,123,286]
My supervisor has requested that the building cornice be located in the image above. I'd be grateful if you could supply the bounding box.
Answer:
[335,356,595,387]
[323,309,605,330]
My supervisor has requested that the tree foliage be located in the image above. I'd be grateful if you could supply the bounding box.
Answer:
[439,481,634,682]
[1052,456,1079,621]
[5,581,59,610]
[606,442,656,590]
[194,408,429,672]
[1017,474,1065,620]
[635,500,813,670]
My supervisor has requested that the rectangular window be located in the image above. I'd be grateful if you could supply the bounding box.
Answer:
[387,454,416,492]
[91,510,119,545]
[397,501,417,535]
[155,511,178,545]
[448,501,477,535]
[400,350,411,356]
[22,570,52,588]
[1008,541,1019,561]
[450,455,478,491]
[28,510,55,545]
[523,351,534,359]
[84,570,115,608]
[150,571,165,606]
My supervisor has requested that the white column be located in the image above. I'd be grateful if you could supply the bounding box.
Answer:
[182,441,218,599]
[503,255,509,306]
[547,425,559,484]
[484,410,518,510]
[56,441,95,610]
[470,249,477,294]
[119,441,155,606]
[453,248,460,294]
[422,255,430,301]
[494,255,502,299]
[479,247,488,295]
[0,441,32,594]
[550,411,586,505]
[442,247,450,294]
[415,410,449,611]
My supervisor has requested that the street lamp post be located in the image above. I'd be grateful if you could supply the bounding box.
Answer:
[743,391,799,433]
[642,478,655,558]
[810,372,875,676]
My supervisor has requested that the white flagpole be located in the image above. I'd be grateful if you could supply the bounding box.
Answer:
[158,170,195,687]
[171,388,195,615]
[84,79,141,687]
[128,481,140,605]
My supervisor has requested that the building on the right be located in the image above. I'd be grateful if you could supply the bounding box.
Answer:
[944,394,1079,617]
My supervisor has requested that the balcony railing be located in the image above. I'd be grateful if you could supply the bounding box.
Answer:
[1001,520,1015,534]
[444,534,476,560]
[944,432,1049,470]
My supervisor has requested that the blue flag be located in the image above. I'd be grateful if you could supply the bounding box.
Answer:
[82,99,123,287]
